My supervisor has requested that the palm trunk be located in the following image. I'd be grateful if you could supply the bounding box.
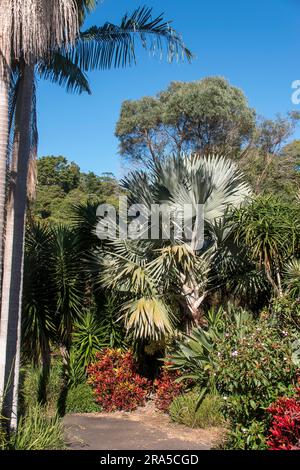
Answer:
[0,1,12,303]
[0,63,34,429]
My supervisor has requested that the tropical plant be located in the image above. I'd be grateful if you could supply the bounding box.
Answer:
[22,223,55,374]
[267,388,300,450]
[283,258,300,299]
[72,310,103,368]
[232,195,300,297]
[154,369,184,412]
[87,349,151,411]
[167,305,253,391]
[12,405,65,450]
[51,225,84,353]
[270,296,300,332]
[92,154,250,340]
[169,392,224,428]
[0,0,79,428]
[65,382,99,413]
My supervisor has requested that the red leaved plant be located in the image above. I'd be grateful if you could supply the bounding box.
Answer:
[267,387,300,450]
[87,348,151,412]
[154,368,184,412]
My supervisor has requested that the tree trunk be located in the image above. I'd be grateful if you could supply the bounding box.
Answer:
[0,63,34,429]
[0,1,12,303]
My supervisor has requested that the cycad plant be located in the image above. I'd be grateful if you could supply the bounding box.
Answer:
[91,154,251,340]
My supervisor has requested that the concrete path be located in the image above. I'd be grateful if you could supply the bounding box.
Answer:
[64,406,223,450]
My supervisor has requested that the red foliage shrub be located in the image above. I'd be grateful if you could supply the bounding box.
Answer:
[267,388,300,450]
[154,369,184,412]
[87,348,151,412]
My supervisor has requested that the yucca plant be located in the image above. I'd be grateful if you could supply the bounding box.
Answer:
[91,154,251,340]
[233,195,300,297]
[72,310,103,368]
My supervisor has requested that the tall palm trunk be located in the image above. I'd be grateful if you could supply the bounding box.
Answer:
[0,63,35,429]
[0,1,12,301]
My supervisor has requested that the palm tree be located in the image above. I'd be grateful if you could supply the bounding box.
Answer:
[90,154,251,339]
[0,1,13,301]
[0,0,79,429]
[0,3,191,427]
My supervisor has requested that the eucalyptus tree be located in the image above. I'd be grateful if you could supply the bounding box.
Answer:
[116,77,255,166]
[92,154,251,340]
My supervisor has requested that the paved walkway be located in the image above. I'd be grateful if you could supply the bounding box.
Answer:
[64,405,223,450]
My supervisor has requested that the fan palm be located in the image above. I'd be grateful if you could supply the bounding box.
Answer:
[91,154,250,339]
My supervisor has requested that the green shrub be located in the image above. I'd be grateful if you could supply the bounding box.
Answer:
[65,383,100,413]
[270,296,300,332]
[216,321,297,425]
[169,393,224,428]
[0,417,9,450]
[214,320,298,449]
[12,405,65,450]
[221,419,267,450]
[168,310,299,449]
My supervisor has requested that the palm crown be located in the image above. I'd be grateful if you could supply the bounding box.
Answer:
[91,154,251,340]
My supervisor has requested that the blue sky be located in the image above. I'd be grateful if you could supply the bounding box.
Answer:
[37,0,300,177]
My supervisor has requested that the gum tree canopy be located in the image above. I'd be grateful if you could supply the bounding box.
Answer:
[116,77,256,165]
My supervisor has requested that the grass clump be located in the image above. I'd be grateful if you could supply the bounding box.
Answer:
[169,393,224,428]
[21,359,64,416]
[12,404,65,450]
[65,383,100,413]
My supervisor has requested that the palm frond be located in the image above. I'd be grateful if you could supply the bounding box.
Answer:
[122,296,174,340]
[67,6,192,71]
[37,52,91,95]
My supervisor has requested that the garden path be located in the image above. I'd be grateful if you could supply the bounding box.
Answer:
[64,402,223,450]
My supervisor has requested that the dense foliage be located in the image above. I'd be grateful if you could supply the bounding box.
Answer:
[154,369,184,412]
[14,73,300,451]
[267,388,300,450]
[87,349,150,411]
[116,77,255,164]
[31,156,121,224]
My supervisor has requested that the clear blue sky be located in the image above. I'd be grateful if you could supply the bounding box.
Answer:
[37,0,300,177]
